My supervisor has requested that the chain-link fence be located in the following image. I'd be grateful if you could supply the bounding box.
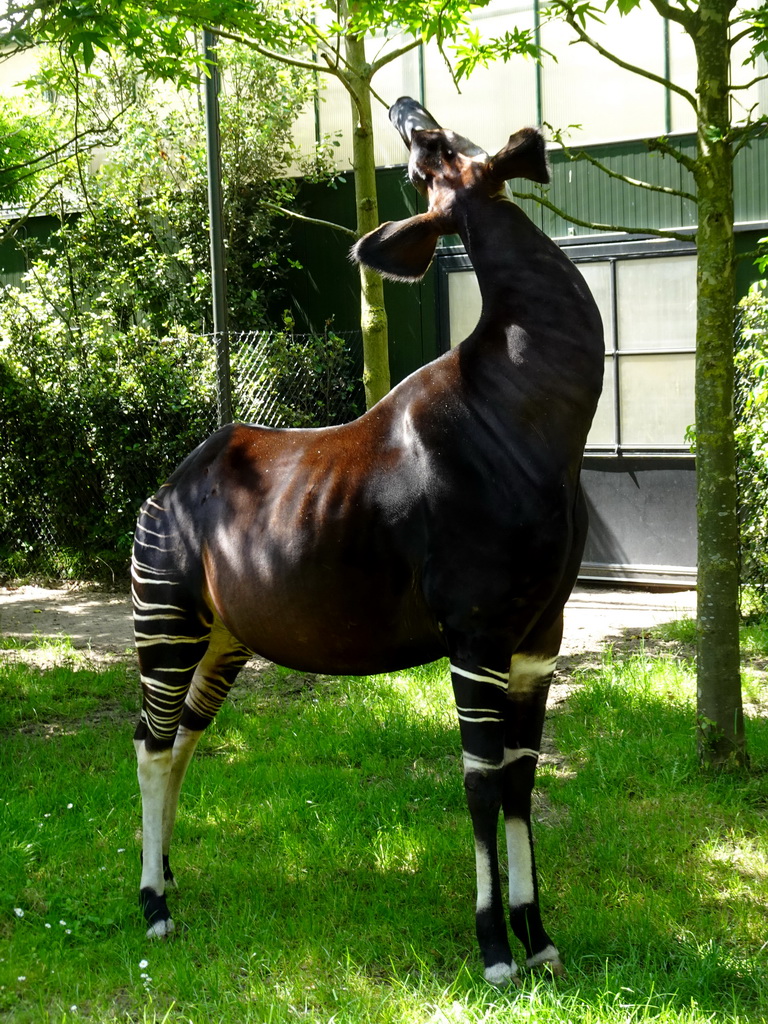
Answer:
[0,329,364,583]
[231,329,364,428]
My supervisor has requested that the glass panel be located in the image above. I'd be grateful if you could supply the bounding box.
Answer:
[317,73,354,171]
[616,255,696,350]
[731,38,768,123]
[539,6,666,143]
[371,41,422,167]
[576,262,613,350]
[619,353,695,446]
[668,22,697,133]
[586,357,616,447]
[448,271,482,347]
[287,101,319,175]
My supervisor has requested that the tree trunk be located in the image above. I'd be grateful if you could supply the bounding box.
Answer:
[693,0,747,767]
[343,30,391,407]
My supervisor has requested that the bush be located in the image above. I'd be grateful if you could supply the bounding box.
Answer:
[736,282,768,612]
[0,300,217,580]
[0,42,341,581]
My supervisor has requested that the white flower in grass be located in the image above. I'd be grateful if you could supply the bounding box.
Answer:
[70,1006,78,1013]
[139,959,149,969]
[13,908,23,918]
[17,976,26,982]
[45,923,51,929]
[67,803,73,810]
[59,920,66,926]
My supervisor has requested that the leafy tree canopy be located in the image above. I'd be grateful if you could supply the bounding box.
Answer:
[0,1,523,87]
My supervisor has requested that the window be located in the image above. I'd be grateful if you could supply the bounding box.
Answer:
[440,244,697,454]
[579,252,696,452]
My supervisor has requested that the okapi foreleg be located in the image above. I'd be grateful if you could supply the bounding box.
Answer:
[449,659,516,985]
[504,652,563,976]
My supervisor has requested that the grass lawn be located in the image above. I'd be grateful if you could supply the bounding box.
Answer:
[1,622,767,1023]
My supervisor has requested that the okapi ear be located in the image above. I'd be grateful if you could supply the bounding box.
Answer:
[351,213,442,282]
[487,127,549,185]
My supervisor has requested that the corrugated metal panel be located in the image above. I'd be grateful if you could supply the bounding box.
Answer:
[0,214,62,288]
[514,135,699,237]
[0,270,26,290]
[734,136,768,225]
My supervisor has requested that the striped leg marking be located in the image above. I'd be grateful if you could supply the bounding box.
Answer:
[505,652,562,975]
[451,652,563,980]
[136,740,176,938]
[134,597,251,938]
[450,660,518,984]
[132,496,214,937]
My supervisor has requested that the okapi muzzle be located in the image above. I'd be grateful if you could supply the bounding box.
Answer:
[132,95,604,986]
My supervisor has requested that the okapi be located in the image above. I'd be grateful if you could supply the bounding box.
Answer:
[132,96,604,985]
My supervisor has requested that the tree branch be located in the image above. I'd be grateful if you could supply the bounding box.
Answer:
[558,144,697,202]
[554,5,698,112]
[730,72,768,91]
[0,174,66,245]
[303,14,411,109]
[264,202,358,239]
[729,24,757,49]
[644,0,695,29]
[512,188,696,242]
[731,115,768,155]
[1,104,131,177]
[736,247,767,263]
[369,35,421,73]
[208,26,335,78]
[646,135,699,173]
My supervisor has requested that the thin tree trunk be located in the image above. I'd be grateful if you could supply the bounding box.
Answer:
[693,0,747,767]
[343,29,391,407]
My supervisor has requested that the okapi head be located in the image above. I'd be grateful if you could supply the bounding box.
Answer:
[352,96,550,283]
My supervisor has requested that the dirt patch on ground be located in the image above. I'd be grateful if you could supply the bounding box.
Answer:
[0,580,698,684]
[0,584,134,655]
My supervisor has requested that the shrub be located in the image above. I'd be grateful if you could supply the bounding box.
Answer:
[736,282,768,613]
[0,290,217,580]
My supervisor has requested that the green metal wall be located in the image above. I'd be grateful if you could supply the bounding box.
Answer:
[280,166,441,386]
[0,214,62,289]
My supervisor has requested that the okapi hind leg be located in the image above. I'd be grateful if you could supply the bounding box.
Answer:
[136,616,252,939]
[160,620,253,882]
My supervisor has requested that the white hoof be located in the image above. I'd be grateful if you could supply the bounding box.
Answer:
[484,961,520,987]
[526,945,564,976]
[146,917,175,939]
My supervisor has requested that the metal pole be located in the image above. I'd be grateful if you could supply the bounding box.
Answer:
[203,27,233,426]
[534,0,543,128]
[663,18,672,135]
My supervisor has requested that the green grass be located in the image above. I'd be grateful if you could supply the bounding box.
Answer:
[651,613,768,656]
[2,638,768,1023]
